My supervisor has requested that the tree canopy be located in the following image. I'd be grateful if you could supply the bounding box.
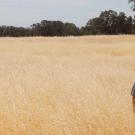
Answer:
[128,0,135,11]
[81,10,134,35]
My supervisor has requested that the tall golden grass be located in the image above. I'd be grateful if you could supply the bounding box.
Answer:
[0,36,135,135]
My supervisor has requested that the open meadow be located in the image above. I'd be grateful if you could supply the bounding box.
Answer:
[0,36,135,135]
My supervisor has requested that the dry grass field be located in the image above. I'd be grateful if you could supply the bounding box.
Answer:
[0,36,135,135]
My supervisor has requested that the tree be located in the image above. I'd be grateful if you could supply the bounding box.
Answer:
[83,10,118,35]
[99,10,118,34]
[128,0,135,11]
[82,10,134,35]
[31,20,80,36]
[63,23,80,36]
[117,12,127,34]
[85,17,104,34]
[125,16,133,34]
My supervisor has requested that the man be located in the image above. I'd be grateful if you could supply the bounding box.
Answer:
[131,81,135,113]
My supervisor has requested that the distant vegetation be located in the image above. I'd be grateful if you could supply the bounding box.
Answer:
[0,10,135,37]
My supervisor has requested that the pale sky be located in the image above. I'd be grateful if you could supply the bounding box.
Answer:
[0,0,133,27]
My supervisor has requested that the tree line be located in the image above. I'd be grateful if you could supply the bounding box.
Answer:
[0,10,135,37]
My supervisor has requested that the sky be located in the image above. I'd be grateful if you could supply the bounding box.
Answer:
[0,0,134,27]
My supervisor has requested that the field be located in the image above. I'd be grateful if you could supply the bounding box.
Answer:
[0,36,135,135]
